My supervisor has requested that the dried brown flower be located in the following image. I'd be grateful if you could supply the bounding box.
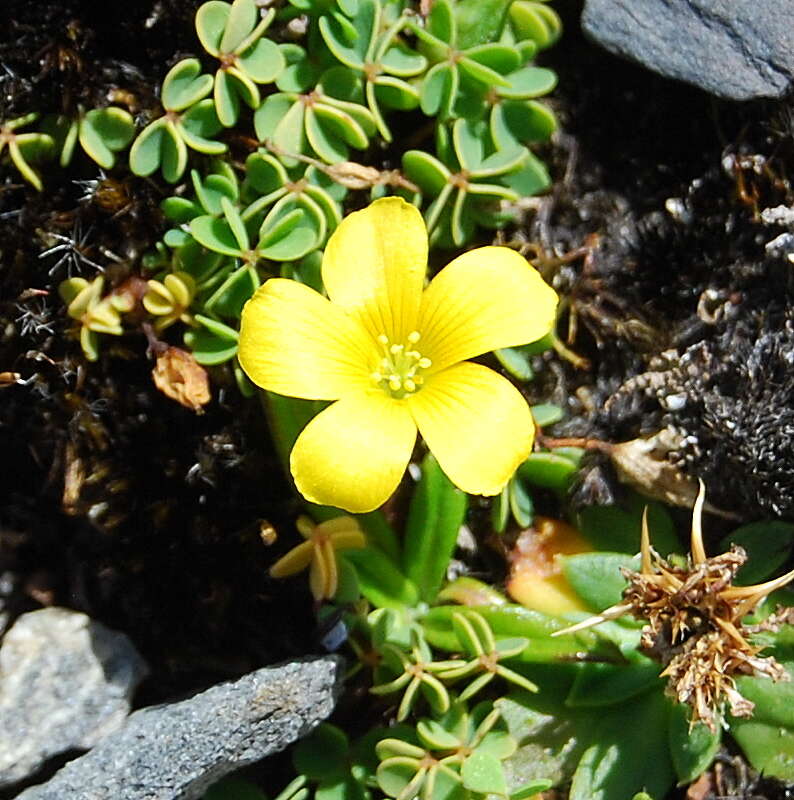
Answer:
[554,482,794,730]
[152,347,210,413]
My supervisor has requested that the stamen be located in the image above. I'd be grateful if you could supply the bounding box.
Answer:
[370,332,432,398]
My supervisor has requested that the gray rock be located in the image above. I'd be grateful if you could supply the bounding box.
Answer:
[17,656,344,800]
[582,0,794,100]
[0,607,148,788]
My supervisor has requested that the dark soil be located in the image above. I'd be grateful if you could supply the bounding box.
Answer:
[1,0,793,797]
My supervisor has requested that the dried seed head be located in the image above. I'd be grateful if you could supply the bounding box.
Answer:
[555,481,794,730]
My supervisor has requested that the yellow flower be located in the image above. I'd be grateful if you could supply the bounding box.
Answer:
[239,197,558,513]
[269,515,366,602]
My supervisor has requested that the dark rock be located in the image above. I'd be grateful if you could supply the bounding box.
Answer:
[0,608,148,788]
[17,656,344,800]
[581,0,794,100]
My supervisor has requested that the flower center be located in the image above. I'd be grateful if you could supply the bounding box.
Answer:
[371,330,432,399]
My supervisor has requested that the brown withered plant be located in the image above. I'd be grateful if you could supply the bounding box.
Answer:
[555,482,794,731]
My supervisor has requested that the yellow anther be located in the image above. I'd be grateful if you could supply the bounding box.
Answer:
[371,332,431,398]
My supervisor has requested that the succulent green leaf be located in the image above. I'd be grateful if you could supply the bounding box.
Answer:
[454,0,511,49]
[293,723,350,781]
[221,196,249,251]
[470,146,527,178]
[319,5,372,69]
[464,43,521,76]
[459,671,495,702]
[516,452,577,490]
[8,135,53,191]
[577,495,679,556]
[511,780,553,800]
[377,758,422,798]
[452,611,485,657]
[508,476,534,528]
[304,184,343,233]
[420,62,456,117]
[205,264,259,318]
[499,66,557,99]
[219,0,257,53]
[78,108,134,168]
[450,186,469,246]
[402,453,467,603]
[50,116,79,167]
[530,403,564,427]
[163,228,192,248]
[402,150,450,195]
[162,196,203,223]
[730,718,794,781]
[193,170,239,215]
[562,553,638,613]
[130,118,166,176]
[245,152,288,195]
[238,37,284,82]
[258,205,318,260]
[667,701,720,784]
[304,106,348,163]
[254,93,296,140]
[195,1,228,55]
[161,120,188,183]
[427,0,456,44]
[275,44,314,92]
[461,751,507,796]
[492,484,510,533]
[325,94,376,134]
[458,55,511,88]
[719,521,794,585]
[179,100,226,153]
[565,654,662,708]
[214,69,243,127]
[494,346,533,381]
[203,776,268,800]
[508,2,562,50]
[498,151,550,196]
[491,100,556,149]
[569,689,674,800]
[379,43,427,77]
[177,241,228,284]
[373,76,420,111]
[417,719,460,751]
[451,118,487,171]
[184,316,240,365]
[191,215,243,257]
[161,58,214,111]
[344,547,419,609]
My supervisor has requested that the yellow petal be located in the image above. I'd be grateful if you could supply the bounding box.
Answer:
[407,362,533,496]
[270,540,314,578]
[418,246,558,373]
[322,197,427,343]
[239,278,374,400]
[290,391,416,513]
